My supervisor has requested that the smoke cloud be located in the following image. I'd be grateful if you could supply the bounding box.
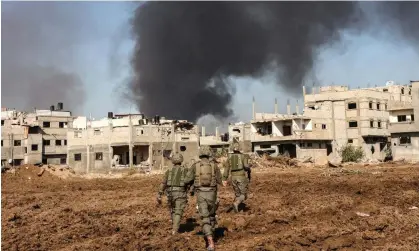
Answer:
[131,2,419,122]
[1,2,87,113]
[130,2,364,121]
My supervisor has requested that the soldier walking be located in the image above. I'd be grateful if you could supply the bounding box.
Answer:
[185,146,222,251]
[222,142,251,213]
[157,153,189,235]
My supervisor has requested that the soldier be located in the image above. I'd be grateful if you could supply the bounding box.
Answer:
[222,142,251,213]
[156,153,189,235]
[185,146,222,251]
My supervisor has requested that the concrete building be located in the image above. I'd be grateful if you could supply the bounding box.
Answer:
[388,81,419,161]
[248,81,413,162]
[303,82,412,160]
[1,103,73,166]
[67,113,199,173]
[250,99,332,164]
[199,126,230,153]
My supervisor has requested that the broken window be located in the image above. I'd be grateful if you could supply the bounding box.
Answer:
[308,106,315,110]
[74,153,82,161]
[31,144,38,151]
[95,152,103,160]
[14,140,21,146]
[348,121,358,128]
[397,115,407,122]
[348,139,353,144]
[59,122,67,128]
[64,140,67,145]
[399,136,411,145]
[383,88,388,92]
[369,102,373,109]
[180,146,186,152]
[347,102,357,110]
[377,120,382,128]
[43,140,50,146]
[370,120,374,128]
[1,120,4,126]
[408,88,411,95]
[56,140,62,146]
[411,114,415,121]
[43,121,50,128]
[401,88,405,94]
[376,103,380,110]
[322,124,327,130]
[232,128,241,133]
[61,158,66,164]
[24,147,27,154]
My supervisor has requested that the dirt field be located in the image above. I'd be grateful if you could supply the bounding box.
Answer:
[2,163,419,251]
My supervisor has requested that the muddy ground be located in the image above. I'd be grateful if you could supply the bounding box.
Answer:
[2,163,419,251]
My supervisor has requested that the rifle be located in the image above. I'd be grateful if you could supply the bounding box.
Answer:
[247,167,251,182]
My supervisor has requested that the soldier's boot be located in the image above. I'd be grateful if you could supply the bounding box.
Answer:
[172,214,181,235]
[233,200,240,213]
[210,216,217,232]
[207,236,215,251]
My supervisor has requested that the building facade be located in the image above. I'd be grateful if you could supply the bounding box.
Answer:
[67,113,199,173]
[388,81,419,161]
[1,103,73,166]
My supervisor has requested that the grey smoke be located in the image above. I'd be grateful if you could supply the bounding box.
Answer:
[1,2,88,113]
[130,2,419,122]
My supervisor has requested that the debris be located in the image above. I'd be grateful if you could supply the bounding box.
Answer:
[408,206,418,210]
[37,168,46,177]
[356,212,370,217]
[301,156,313,163]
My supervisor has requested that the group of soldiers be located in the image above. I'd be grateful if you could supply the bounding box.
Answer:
[157,142,251,251]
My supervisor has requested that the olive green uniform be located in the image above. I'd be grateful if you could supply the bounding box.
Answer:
[185,157,222,237]
[223,153,250,209]
[158,164,188,233]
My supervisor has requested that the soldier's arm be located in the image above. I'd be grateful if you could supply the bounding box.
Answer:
[222,160,230,181]
[184,164,196,185]
[243,154,251,171]
[215,164,222,185]
[158,170,168,195]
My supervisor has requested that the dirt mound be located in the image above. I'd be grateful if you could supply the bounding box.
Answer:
[2,163,419,250]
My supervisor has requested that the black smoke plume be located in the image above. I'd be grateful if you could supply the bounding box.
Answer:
[131,2,419,122]
[130,2,364,121]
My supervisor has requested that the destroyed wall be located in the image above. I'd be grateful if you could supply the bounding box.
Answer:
[228,123,252,152]
[391,132,419,161]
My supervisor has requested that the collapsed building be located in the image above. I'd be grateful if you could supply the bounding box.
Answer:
[1,103,73,166]
[249,81,415,162]
[388,81,419,161]
[67,113,199,173]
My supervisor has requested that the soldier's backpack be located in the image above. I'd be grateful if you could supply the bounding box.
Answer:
[167,166,185,187]
[230,153,244,171]
[195,161,216,187]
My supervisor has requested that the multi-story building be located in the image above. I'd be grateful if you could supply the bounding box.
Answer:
[1,103,73,166]
[388,81,419,161]
[303,82,412,160]
[247,82,413,161]
[199,126,230,152]
[67,113,199,173]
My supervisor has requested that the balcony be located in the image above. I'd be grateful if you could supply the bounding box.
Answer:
[250,130,332,142]
[387,101,413,111]
[389,122,419,134]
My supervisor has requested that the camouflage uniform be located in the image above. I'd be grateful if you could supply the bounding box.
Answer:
[157,153,189,235]
[185,146,222,251]
[223,143,251,212]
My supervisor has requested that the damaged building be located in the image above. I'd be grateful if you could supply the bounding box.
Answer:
[248,81,414,162]
[67,113,199,173]
[199,126,230,154]
[388,81,419,161]
[1,103,73,166]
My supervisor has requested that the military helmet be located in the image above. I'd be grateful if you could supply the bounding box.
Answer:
[199,145,212,157]
[232,142,240,152]
[171,153,184,165]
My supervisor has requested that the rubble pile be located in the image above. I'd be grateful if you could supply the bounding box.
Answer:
[249,153,303,169]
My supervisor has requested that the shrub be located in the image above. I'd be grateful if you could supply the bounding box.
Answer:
[339,144,365,163]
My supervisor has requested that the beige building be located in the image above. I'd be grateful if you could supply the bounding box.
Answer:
[67,113,199,173]
[248,82,413,161]
[388,81,419,161]
[1,103,73,166]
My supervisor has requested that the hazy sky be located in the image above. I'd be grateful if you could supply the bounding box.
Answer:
[2,2,418,127]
